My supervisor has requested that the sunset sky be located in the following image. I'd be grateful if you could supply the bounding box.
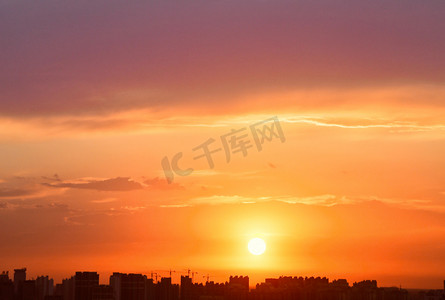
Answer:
[1,0,445,289]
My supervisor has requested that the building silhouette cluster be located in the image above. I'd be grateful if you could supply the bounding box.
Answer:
[1,268,444,300]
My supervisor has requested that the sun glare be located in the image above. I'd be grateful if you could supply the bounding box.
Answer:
[248,238,266,255]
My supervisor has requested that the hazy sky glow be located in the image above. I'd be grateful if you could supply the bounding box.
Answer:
[0,0,445,289]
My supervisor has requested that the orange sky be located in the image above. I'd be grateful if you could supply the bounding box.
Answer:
[0,0,445,289]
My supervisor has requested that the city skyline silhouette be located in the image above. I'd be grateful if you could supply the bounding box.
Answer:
[2,267,444,300]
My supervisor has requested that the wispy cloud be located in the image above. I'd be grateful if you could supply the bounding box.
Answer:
[144,177,185,191]
[0,176,66,200]
[283,118,445,132]
[91,198,118,204]
[159,204,192,208]
[188,194,349,206]
[185,194,442,210]
[43,177,144,192]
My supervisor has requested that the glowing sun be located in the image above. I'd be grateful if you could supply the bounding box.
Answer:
[248,238,266,255]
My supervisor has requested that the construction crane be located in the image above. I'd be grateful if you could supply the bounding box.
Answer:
[150,272,159,283]
[169,269,176,278]
[155,269,176,278]
[183,269,198,282]
[202,274,221,284]
[203,274,210,283]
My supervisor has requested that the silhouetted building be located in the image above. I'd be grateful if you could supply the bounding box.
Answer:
[74,272,99,300]
[351,280,378,300]
[145,279,155,300]
[110,273,145,300]
[203,281,226,300]
[380,287,408,300]
[0,271,14,300]
[36,276,54,300]
[180,276,196,300]
[92,285,114,300]
[180,276,192,300]
[14,269,26,295]
[53,283,63,298]
[227,276,249,300]
[328,279,350,300]
[156,278,179,300]
[18,280,36,300]
[60,277,74,300]
[252,276,313,300]
[179,276,227,300]
[332,279,349,288]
